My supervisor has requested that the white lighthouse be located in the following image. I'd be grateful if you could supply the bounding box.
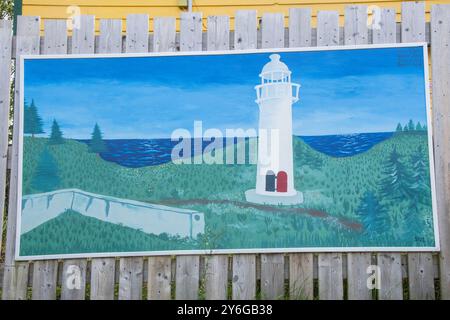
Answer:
[245,54,303,205]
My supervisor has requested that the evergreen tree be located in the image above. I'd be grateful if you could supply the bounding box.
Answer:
[24,99,44,137]
[410,145,431,205]
[408,119,415,131]
[396,123,403,132]
[403,124,409,132]
[415,121,422,131]
[379,147,413,201]
[422,124,428,131]
[357,191,387,235]
[89,123,107,153]
[31,148,60,192]
[48,119,64,145]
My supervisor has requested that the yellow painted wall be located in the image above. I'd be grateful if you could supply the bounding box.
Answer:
[22,0,450,32]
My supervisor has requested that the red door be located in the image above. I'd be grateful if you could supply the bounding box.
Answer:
[276,171,287,192]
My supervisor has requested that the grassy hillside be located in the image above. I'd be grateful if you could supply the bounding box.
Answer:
[20,132,436,255]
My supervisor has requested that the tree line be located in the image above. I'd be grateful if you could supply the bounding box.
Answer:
[396,120,427,132]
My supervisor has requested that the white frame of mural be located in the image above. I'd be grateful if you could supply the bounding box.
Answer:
[15,42,440,261]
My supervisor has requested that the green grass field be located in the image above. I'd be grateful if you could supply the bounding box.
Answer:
[20,132,436,256]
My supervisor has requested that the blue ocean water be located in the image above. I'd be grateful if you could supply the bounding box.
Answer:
[79,132,393,168]
[299,132,393,157]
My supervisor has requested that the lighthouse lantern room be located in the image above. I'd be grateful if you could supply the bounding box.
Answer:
[245,54,304,205]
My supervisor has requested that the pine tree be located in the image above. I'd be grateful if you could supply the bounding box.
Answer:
[415,121,422,131]
[396,123,403,132]
[357,191,387,235]
[379,147,413,201]
[403,124,409,132]
[408,119,415,131]
[31,148,60,192]
[89,123,107,153]
[410,145,431,205]
[48,119,64,145]
[24,99,44,137]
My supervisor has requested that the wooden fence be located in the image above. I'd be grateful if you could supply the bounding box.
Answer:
[0,1,450,300]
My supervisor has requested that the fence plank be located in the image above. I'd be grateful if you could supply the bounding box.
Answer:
[118,257,144,300]
[90,258,116,300]
[318,253,343,300]
[148,256,172,300]
[289,8,311,48]
[180,12,202,52]
[260,254,284,300]
[344,5,368,45]
[31,260,58,300]
[402,1,426,43]
[2,16,39,300]
[289,254,313,300]
[372,8,396,44]
[347,253,372,300]
[126,14,149,53]
[43,20,67,55]
[378,253,403,300]
[234,10,257,50]
[317,11,339,46]
[204,255,228,300]
[232,254,256,300]
[175,255,199,300]
[72,15,95,54]
[408,253,434,299]
[431,4,450,300]
[99,19,122,54]
[207,16,229,51]
[261,13,284,49]
[0,20,12,260]
[153,17,176,52]
[61,260,87,300]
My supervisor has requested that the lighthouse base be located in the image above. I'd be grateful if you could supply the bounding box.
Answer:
[245,189,304,206]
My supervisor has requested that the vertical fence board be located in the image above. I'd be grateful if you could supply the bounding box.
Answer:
[99,19,122,54]
[126,14,149,53]
[118,257,144,300]
[204,255,228,300]
[344,5,368,45]
[408,253,434,299]
[72,15,95,54]
[372,8,396,44]
[0,20,12,259]
[289,8,311,48]
[31,260,58,300]
[260,254,284,300]
[232,254,256,300]
[2,16,40,301]
[261,13,284,49]
[180,12,202,52]
[318,253,343,300]
[153,17,176,52]
[344,5,371,301]
[378,253,403,300]
[61,260,87,300]
[431,4,450,300]
[90,258,116,300]
[207,16,229,51]
[347,253,372,300]
[148,256,172,300]
[402,1,426,43]
[234,10,257,50]
[175,255,199,300]
[289,254,313,300]
[42,20,67,54]
[317,11,339,46]
[15,262,30,300]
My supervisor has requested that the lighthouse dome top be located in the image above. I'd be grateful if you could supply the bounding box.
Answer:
[260,54,291,80]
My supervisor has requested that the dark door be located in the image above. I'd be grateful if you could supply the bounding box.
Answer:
[265,170,276,192]
[277,171,287,192]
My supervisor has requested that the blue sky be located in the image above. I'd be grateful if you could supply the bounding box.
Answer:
[24,46,428,139]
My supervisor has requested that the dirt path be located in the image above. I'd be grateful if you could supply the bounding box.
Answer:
[158,198,362,231]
